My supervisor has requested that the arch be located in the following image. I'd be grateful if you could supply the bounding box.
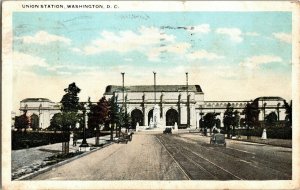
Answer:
[30,113,39,130]
[128,107,142,114]
[165,108,178,126]
[130,109,143,129]
[163,106,178,117]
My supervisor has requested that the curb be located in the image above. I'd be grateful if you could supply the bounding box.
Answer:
[16,142,114,180]
[230,138,292,148]
[195,134,292,148]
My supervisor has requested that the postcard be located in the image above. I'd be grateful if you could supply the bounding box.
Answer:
[2,1,300,189]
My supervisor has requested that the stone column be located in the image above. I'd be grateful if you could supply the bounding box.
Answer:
[144,107,148,126]
[196,111,199,129]
[178,94,181,126]
[142,93,145,126]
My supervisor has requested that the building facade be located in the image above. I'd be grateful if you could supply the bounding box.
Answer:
[19,98,61,129]
[104,85,204,129]
[17,86,288,130]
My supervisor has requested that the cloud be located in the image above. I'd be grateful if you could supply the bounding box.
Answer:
[187,50,224,60]
[71,48,82,53]
[245,32,259,36]
[83,26,175,55]
[240,55,283,69]
[272,32,292,44]
[13,51,48,68]
[186,24,210,34]
[18,31,71,45]
[147,42,191,61]
[13,51,97,75]
[57,71,72,75]
[216,28,243,43]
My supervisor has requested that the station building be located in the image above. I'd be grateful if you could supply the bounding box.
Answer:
[19,98,61,129]
[17,85,288,130]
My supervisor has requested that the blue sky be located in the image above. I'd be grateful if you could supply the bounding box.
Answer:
[12,12,292,110]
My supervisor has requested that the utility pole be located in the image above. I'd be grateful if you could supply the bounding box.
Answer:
[121,72,125,109]
[186,72,190,128]
[153,71,156,104]
[153,71,157,128]
[121,72,125,135]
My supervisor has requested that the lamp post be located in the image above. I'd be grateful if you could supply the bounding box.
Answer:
[153,71,156,104]
[121,72,125,109]
[153,71,157,128]
[121,72,125,135]
[79,103,90,152]
[38,104,42,131]
[186,72,190,128]
[199,105,203,130]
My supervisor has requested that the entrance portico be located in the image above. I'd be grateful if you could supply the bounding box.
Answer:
[104,85,204,129]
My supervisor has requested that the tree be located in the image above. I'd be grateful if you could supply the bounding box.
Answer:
[242,102,260,129]
[48,113,63,132]
[203,112,219,135]
[284,100,292,127]
[242,101,260,139]
[265,112,277,126]
[15,111,30,131]
[223,103,240,137]
[88,96,110,145]
[117,107,131,136]
[61,82,81,112]
[60,82,81,154]
[108,95,120,140]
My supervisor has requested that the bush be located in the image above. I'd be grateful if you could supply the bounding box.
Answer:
[12,131,70,150]
[237,127,292,139]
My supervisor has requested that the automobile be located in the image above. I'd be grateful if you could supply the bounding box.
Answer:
[210,133,226,147]
[163,127,172,134]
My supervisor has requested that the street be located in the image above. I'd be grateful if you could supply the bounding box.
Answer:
[157,133,291,180]
[31,133,291,180]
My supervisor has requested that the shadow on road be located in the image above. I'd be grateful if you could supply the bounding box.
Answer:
[37,148,62,153]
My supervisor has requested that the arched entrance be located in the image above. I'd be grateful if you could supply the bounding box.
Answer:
[30,113,39,130]
[148,109,154,126]
[131,109,143,129]
[166,109,178,126]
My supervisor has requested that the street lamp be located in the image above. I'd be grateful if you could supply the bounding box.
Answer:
[79,103,90,152]
[38,104,42,131]
[186,72,190,128]
[153,71,157,128]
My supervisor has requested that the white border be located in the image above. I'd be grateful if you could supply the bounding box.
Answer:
[2,1,300,189]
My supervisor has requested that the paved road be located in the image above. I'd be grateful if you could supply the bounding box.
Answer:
[31,133,291,180]
[32,134,188,180]
[12,136,110,177]
[157,133,292,180]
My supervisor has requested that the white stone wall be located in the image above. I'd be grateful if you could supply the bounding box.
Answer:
[19,100,60,129]
[18,95,288,130]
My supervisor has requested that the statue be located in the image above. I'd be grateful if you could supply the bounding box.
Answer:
[174,122,178,130]
[153,104,161,128]
[149,117,154,128]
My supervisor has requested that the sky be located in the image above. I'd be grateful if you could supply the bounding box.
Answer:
[12,12,292,112]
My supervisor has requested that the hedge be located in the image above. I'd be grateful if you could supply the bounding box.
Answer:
[12,131,70,150]
[236,127,292,139]
[12,130,111,150]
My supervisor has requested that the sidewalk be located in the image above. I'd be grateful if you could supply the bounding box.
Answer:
[232,135,292,148]
[12,135,111,179]
[199,133,292,148]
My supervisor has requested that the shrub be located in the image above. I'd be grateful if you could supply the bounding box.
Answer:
[12,131,70,150]
[237,127,292,139]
